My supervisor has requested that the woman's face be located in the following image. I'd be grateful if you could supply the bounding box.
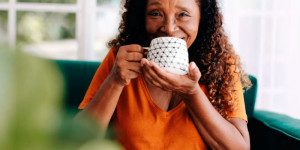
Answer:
[145,0,201,48]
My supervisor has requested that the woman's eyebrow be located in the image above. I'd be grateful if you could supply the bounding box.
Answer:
[147,2,193,11]
[148,2,161,6]
[176,5,190,11]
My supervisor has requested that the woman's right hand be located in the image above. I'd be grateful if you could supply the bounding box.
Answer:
[110,44,144,86]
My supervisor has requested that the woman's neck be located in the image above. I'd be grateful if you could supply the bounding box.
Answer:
[145,81,182,111]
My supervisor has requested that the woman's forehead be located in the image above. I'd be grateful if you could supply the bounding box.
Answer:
[146,0,199,7]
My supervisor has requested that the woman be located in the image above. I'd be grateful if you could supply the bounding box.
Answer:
[76,0,252,149]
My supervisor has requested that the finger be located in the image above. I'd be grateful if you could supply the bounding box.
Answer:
[144,61,172,88]
[141,58,148,67]
[128,62,142,74]
[148,61,176,84]
[126,52,143,62]
[143,72,162,88]
[142,65,159,85]
[125,44,144,53]
[116,69,139,85]
[126,70,140,79]
[144,51,149,58]
[188,62,201,82]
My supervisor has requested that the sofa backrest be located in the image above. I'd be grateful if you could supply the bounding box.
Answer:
[55,60,101,114]
[244,75,257,120]
[55,60,257,120]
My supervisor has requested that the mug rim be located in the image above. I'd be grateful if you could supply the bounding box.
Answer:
[150,37,187,46]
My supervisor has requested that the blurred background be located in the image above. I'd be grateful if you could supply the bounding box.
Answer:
[0,0,299,120]
[0,0,120,61]
[220,0,300,119]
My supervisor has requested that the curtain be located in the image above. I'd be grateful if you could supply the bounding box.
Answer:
[220,0,300,119]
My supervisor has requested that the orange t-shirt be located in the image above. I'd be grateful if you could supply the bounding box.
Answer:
[78,48,247,150]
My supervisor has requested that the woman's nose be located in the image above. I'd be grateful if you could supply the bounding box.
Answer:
[160,17,178,36]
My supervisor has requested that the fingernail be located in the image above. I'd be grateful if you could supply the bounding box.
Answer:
[141,60,145,67]
[143,47,150,51]
[144,60,148,65]
[191,62,196,70]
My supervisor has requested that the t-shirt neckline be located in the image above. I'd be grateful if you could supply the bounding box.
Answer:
[138,74,185,117]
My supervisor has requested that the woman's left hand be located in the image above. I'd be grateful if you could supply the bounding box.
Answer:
[141,58,202,97]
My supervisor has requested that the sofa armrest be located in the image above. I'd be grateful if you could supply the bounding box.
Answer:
[254,110,300,140]
[249,110,300,150]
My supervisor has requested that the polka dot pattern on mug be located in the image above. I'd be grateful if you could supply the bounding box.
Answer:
[147,37,189,75]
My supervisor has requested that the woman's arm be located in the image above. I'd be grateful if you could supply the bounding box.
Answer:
[75,45,144,130]
[75,74,125,130]
[184,86,250,150]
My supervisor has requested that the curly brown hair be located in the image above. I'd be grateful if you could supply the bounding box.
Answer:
[108,0,252,119]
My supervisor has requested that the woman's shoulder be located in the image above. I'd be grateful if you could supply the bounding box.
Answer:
[100,47,118,67]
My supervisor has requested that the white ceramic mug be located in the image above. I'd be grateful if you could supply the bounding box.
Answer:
[147,37,189,75]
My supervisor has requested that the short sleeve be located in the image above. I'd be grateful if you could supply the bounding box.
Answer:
[227,72,248,122]
[78,48,116,109]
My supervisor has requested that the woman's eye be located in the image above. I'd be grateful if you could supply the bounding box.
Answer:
[149,10,162,16]
[178,12,190,17]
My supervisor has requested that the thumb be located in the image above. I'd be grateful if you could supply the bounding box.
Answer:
[188,62,201,81]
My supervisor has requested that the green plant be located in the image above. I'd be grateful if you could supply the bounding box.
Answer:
[0,46,122,150]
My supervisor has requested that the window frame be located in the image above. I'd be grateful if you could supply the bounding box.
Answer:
[0,0,110,60]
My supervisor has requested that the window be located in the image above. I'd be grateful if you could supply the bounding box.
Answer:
[17,11,76,59]
[0,0,121,61]
[94,0,120,61]
[0,11,8,45]
[17,0,76,4]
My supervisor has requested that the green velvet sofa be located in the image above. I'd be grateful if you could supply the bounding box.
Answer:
[54,59,300,150]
